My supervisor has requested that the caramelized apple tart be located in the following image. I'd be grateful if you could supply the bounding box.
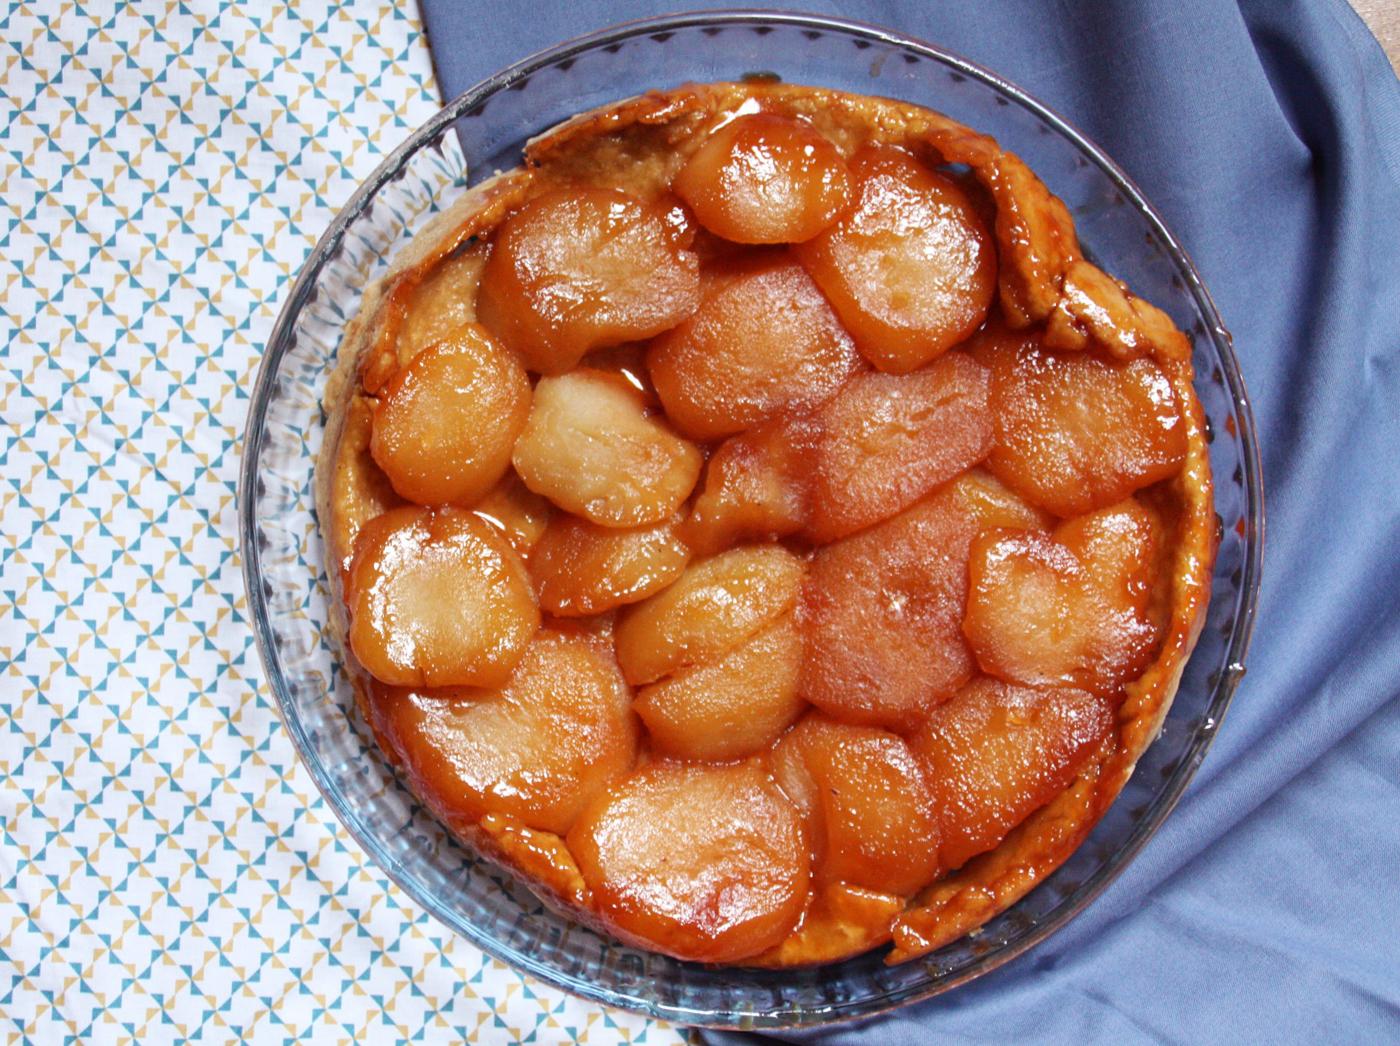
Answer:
[316,82,1215,967]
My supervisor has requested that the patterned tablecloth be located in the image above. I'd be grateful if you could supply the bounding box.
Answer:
[0,3,685,1042]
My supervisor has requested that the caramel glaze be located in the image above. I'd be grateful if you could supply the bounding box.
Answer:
[315,82,1216,967]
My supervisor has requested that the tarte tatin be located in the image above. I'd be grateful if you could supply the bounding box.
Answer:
[316,82,1215,967]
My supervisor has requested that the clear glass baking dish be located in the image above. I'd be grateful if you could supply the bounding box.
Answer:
[238,11,1263,1030]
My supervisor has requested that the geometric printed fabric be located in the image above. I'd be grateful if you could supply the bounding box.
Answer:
[0,2,682,1041]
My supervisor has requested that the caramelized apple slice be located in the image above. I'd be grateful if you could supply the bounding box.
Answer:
[911,678,1112,869]
[973,326,1188,516]
[635,614,805,760]
[470,472,552,558]
[372,630,636,835]
[796,145,996,373]
[370,324,531,508]
[772,715,941,896]
[954,467,1058,532]
[614,544,804,685]
[531,514,690,617]
[648,253,862,439]
[476,188,701,374]
[806,351,992,541]
[963,499,1164,695]
[686,414,817,554]
[512,369,702,527]
[398,243,489,360]
[347,506,539,688]
[672,112,852,244]
[799,473,1046,729]
[568,761,809,963]
[687,360,999,549]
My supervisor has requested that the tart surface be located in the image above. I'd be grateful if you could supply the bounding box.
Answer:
[316,82,1215,967]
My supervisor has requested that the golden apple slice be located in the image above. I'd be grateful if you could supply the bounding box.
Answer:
[972,324,1188,516]
[963,499,1165,695]
[673,112,852,244]
[470,471,552,558]
[371,629,636,835]
[648,252,862,439]
[370,323,530,507]
[772,714,941,896]
[568,761,809,963]
[685,414,817,554]
[799,473,1046,729]
[911,677,1112,869]
[805,351,993,542]
[347,506,539,688]
[635,613,805,760]
[614,544,804,685]
[531,514,690,617]
[476,187,700,374]
[796,145,996,373]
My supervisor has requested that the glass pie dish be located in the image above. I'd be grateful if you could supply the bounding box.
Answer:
[239,11,1263,1030]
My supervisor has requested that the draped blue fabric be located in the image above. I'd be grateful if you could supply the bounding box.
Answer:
[418,2,1400,1039]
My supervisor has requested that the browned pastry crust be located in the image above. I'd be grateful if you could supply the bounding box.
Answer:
[315,82,1215,966]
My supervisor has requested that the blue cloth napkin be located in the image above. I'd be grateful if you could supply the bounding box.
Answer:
[418,2,1400,1040]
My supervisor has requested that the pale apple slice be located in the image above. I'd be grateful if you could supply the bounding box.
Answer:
[512,369,702,527]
